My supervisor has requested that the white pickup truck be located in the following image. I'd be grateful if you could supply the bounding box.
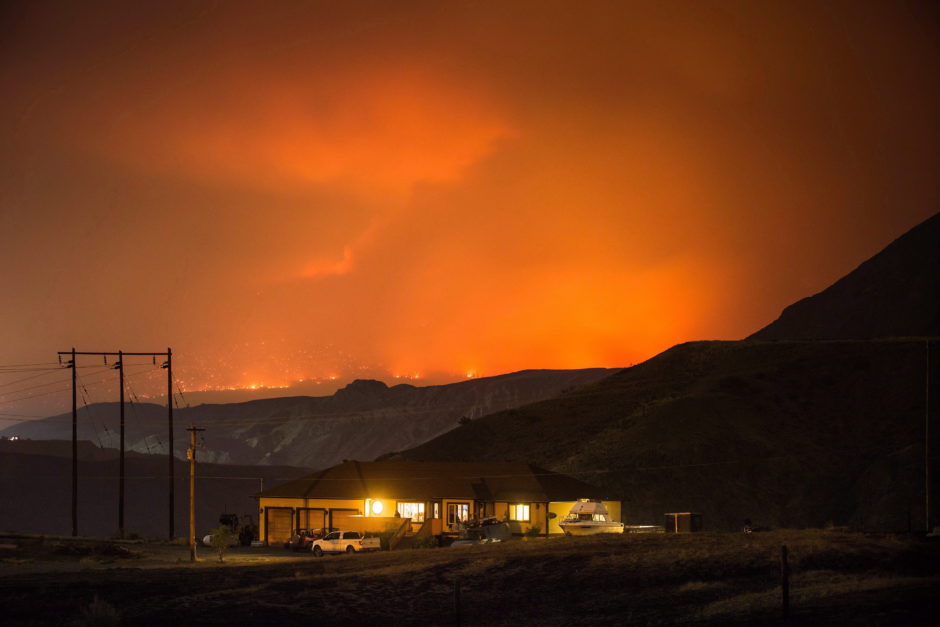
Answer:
[311,530,381,556]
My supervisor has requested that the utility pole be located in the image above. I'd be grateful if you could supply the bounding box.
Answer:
[69,348,77,537]
[114,351,125,539]
[188,425,205,562]
[162,348,174,540]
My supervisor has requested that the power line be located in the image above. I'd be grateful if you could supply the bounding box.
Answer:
[56,347,175,540]
[0,365,154,407]
[0,369,64,389]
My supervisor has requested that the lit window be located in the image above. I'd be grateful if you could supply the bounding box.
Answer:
[509,504,530,522]
[447,503,470,525]
[397,502,425,522]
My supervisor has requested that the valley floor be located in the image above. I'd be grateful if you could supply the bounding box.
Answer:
[1,530,938,625]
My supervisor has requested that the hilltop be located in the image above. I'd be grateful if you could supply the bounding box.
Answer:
[751,212,940,340]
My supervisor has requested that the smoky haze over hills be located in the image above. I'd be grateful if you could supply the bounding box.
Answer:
[388,214,940,531]
[0,368,615,470]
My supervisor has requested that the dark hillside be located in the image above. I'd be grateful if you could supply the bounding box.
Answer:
[0,441,308,538]
[388,339,937,531]
[751,212,940,339]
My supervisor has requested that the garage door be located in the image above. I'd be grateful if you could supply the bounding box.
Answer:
[298,508,327,531]
[266,508,293,545]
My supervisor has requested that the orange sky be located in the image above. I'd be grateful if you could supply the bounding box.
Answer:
[2,1,939,414]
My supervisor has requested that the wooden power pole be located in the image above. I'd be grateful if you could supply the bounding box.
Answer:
[188,425,205,562]
[69,348,77,537]
[162,348,174,540]
[115,351,125,538]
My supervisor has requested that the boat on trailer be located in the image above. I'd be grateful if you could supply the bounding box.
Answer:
[559,499,624,536]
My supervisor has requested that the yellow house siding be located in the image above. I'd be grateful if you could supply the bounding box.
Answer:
[500,501,549,535]
[548,502,575,534]
[606,501,622,525]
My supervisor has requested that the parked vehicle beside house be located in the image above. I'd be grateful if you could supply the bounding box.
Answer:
[202,513,259,547]
[284,527,336,551]
[311,530,381,556]
[451,516,511,546]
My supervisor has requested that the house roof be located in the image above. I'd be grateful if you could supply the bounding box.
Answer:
[256,460,616,502]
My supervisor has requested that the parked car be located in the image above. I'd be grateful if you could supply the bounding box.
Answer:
[284,528,336,551]
[311,530,381,556]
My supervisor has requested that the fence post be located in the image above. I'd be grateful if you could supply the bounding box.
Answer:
[780,544,790,621]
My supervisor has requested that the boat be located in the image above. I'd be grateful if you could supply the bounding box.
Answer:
[559,499,624,536]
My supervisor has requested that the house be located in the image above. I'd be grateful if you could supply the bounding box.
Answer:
[254,460,621,545]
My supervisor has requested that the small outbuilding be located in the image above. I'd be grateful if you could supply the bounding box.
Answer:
[664,512,703,533]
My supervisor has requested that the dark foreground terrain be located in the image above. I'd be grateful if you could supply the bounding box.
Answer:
[1,530,938,625]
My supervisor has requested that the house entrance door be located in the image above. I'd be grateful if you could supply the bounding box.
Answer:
[446,502,470,532]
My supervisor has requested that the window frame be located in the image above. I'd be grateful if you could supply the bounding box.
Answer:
[509,503,531,522]
[447,502,470,526]
[396,501,426,523]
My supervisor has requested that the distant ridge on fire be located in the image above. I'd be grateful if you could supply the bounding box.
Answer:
[0,368,616,470]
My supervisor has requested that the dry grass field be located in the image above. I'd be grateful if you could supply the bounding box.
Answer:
[1,529,938,625]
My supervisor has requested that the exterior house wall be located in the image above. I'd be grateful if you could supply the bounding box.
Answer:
[606,501,623,526]
[494,501,548,535]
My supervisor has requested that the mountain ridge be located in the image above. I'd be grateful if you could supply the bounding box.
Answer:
[0,368,617,469]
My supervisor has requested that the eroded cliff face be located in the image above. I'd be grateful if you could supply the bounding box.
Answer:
[3,368,617,468]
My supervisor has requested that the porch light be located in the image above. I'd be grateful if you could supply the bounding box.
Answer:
[371,500,384,515]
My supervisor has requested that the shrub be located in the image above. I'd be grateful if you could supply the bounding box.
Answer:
[78,595,119,627]
[208,525,237,563]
